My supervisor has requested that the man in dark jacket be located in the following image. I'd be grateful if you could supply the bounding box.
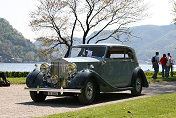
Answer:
[0,72,8,86]
[152,52,160,79]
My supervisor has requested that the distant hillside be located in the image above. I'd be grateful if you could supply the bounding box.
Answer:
[0,18,44,62]
[87,24,176,64]
[124,24,176,63]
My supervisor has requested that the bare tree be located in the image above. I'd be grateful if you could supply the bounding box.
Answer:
[173,0,176,22]
[30,0,146,58]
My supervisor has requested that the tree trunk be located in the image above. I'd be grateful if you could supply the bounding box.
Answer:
[64,46,71,58]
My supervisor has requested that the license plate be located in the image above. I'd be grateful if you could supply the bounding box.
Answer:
[47,92,58,96]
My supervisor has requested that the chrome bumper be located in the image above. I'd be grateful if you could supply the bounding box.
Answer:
[24,87,81,95]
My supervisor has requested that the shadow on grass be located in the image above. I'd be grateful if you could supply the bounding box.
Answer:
[17,92,143,108]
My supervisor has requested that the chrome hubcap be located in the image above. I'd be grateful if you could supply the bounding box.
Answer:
[136,78,141,92]
[85,82,93,100]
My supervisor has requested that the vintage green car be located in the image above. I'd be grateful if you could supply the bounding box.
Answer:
[25,44,149,104]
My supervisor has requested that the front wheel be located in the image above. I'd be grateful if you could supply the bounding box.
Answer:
[131,76,142,96]
[78,79,98,104]
[30,91,46,102]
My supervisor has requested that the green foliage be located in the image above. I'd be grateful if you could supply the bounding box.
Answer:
[147,75,176,82]
[0,71,29,77]
[145,71,161,76]
[173,2,176,23]
[145,71,176,76]
[0,18,44,62]
[145,71,176,82]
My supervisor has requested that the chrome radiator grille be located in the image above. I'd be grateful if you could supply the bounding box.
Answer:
[51,59,69,88]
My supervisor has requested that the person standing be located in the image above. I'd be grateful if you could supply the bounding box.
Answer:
[152,52,160,79]
[166,53,172,77]
[160,54,168,78]
[0,72,8,86]
[170,55,174,77]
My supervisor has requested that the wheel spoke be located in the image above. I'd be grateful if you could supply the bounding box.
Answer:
[85,82,94,100]
[136,78,141,92]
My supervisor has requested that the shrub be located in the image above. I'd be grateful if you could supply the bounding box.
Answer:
[0,71,29,77]
[145,71,176,76]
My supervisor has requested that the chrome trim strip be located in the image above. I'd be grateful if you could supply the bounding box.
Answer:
[24,87,81,95]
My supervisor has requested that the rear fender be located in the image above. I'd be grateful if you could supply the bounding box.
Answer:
[131,67,149,87]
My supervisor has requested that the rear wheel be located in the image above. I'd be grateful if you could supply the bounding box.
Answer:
[78,79,98,104]
[131,76,142,96]
[30,91,46,102]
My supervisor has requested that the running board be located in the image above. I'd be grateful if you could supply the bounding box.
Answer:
[115,87,133,91]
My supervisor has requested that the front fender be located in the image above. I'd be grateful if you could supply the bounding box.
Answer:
[66,69,114,90]
[66,70,90,89]
[26,70,43,88]
[132,67,149,87]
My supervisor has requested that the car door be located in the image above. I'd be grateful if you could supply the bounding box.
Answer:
[100,47,134,88]
[101,58,124,87]
[120,57,135,87]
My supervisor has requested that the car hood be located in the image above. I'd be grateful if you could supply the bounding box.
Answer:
[63,57,103,63]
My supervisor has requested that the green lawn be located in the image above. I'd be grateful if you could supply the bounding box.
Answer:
[39,93,176,118]
[146,75,176,82]
[7,77,26,84]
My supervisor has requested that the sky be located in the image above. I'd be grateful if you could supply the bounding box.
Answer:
[0,0,175,42]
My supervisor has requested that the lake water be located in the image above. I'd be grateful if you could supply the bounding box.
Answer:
[0,63,175,72]
[0,63,43,72]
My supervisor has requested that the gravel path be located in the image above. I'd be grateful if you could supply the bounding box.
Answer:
[0,81,176,118]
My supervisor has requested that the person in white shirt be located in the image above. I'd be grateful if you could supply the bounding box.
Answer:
[167,53,174,77]
[166,53,173,77]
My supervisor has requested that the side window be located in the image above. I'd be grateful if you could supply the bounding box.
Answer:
[106,47,134,59]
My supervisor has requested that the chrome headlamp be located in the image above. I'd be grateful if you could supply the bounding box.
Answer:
[40,63,50,73]
[66,63,77,74]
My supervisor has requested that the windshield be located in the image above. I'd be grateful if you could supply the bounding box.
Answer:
[70,46,106,58]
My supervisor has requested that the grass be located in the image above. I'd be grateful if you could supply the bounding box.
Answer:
[39,93,176,118]
[146,75,176,82]
[7,77,26,84]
